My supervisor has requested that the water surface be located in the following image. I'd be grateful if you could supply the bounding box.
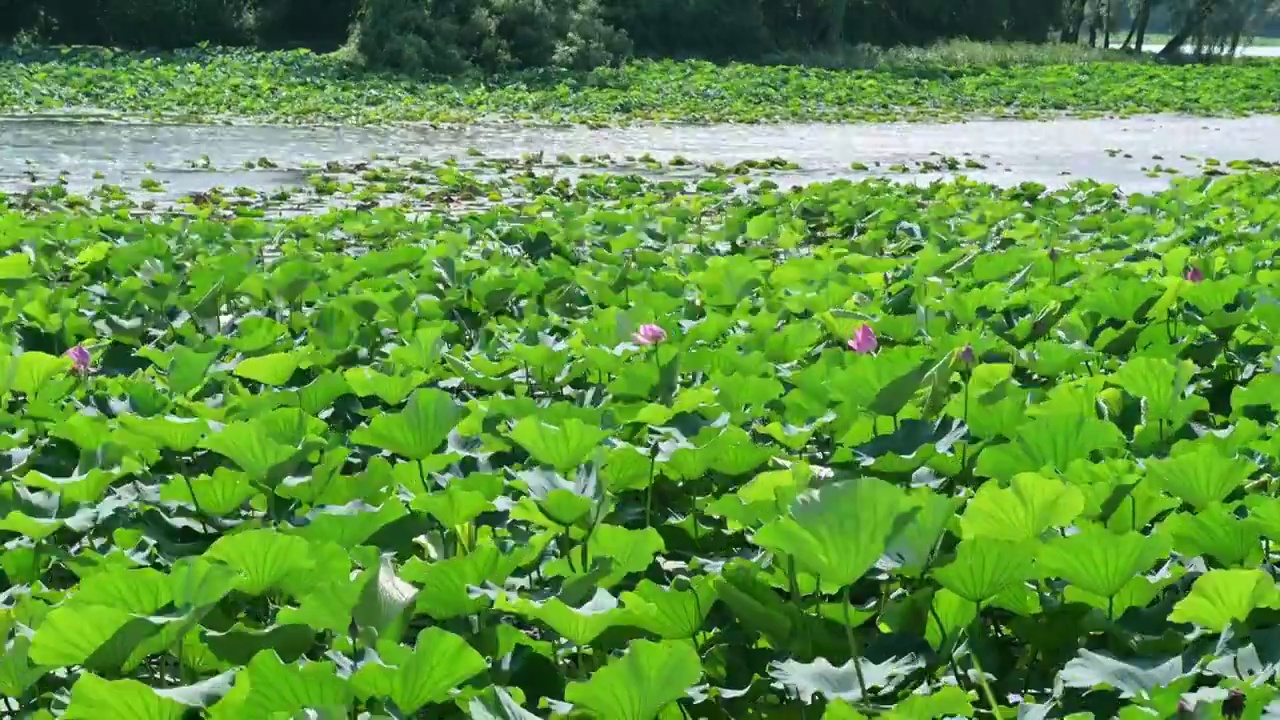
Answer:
[3,114,1280,199]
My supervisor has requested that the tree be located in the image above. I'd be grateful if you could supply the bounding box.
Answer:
[1158,0,1221,55]
[1120,0,1157,51]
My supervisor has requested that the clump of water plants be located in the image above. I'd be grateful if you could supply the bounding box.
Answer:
[2,164,1280,718]
[3,47,1280,125]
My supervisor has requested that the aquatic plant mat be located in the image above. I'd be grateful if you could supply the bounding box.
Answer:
[4,162,1280,718]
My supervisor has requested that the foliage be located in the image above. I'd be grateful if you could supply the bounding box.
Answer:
[350,0,629,74]
[21,0,256,48]
[5,151,1280,717]
[253,0,361,51]
[10,0,1276,69]
[5,0,1079,56]
[2,46,1280,124]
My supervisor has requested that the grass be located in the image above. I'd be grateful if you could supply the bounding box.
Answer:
[764,39,1145,70]
[1,43,1279,125]
[1142,31,1280,48]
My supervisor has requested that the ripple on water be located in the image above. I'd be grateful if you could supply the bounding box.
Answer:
[3,114,1280,197]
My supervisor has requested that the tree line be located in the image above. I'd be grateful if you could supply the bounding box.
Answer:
[1,0,1275,73]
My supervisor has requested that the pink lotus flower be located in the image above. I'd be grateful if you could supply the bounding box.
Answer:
[848,324,878,354]
[1184,267,1205,283]
[632,324,667,346]
[66,344,93,374]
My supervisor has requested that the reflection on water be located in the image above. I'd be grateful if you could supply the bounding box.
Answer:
[3,114,1280,199]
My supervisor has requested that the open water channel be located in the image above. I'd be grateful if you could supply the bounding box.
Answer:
[3,114,1280,201]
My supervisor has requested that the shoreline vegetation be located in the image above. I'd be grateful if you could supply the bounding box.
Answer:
[2,41,1280,126]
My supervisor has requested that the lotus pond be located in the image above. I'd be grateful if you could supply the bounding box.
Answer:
[9,114,1280,209]
[6,160,1280,719]
[6,47,1280,124]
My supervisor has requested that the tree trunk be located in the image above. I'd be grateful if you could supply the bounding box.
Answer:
[1158,0,1219,57]
[1133,0,1152,52]
[1120,18,1136,50]
[1063,0,1085,42]
[1229,30,1241,55]
[824,0,847,47]
[1102,0,1111,48]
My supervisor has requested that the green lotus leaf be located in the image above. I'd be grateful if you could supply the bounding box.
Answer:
[234,351,302,386]
[508,415,610,472]
[233,651,352,720]
[0,511,65,541]
[824,700,871,719]
[231,316,288,354]
[1145,442,1257,510]
[1038,526,1169,601]
[959,472,1085,541]
[67,567,172,614]
[976,411,1126,479]
[310,303,360,351]
[515,467,604,527]
[1111,356,1204,427]
[161,468,255,517]
[277,580,362,634]
[12,351,72,395]
[403,543,538,620]
[1246,494,1280,541]
[1169,568,1280,632]
[0,252,34,280]
[154,671,237,710]
[295,498,409,549]
[883,685,974,719]
[202,624,317,665]
[925,588,978,650]
[597,444,657,493]
[705,463,815,530]
[343,366,428,405]
[621,577,718,640]
[1166,506,1262,568]
[389,325,450,370]
[544,525,664,588]
[119,414,209,452]
[1064,568,1184,619]
[169,556,243,610]
[0,636,46,699]
[467,686,542,720]
[19,467,124,505]
[203,529,316,596]
[166,346,219,395]
[293,371,352,415]
[1233,372,1280,415]
[565,639,702,720]
[495,588,629,646]
[29,604,159,671]
[411,485,490,527]
[715,559,803,653]
[198,422,300,480]
[884,489,962,577]
[351,628,487,713]
[49,412,111,449]
[752,477,913,588]
[932,538,1035,606]
[350,387,462,460]
[64,674,186,720]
